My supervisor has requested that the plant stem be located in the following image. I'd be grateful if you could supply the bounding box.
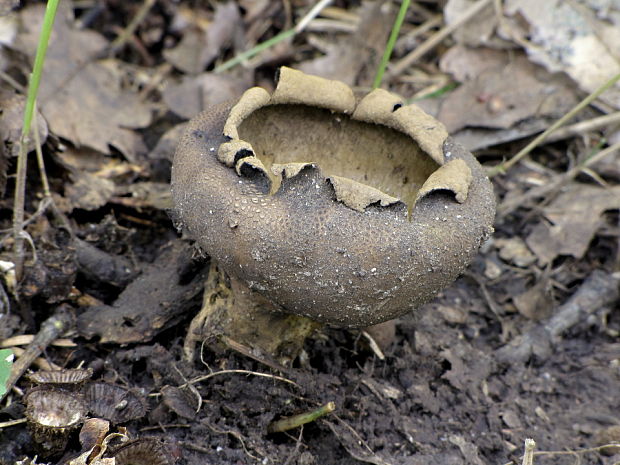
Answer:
[215,0,333,73]
[489,72,620,177]
[373,0,410,89]
[268,402,336,433]
[215,29,296,73]
[522,438,535,465]
[12,0,60,280]
[389,0,492,78]
[0,305,74,404]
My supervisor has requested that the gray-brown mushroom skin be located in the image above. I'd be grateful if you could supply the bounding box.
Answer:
[172,99,495,328]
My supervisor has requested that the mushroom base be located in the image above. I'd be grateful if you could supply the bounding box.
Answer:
[184,263,321,364]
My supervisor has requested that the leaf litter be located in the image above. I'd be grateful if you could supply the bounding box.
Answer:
[13,2,152,160]
[0,1,619,465]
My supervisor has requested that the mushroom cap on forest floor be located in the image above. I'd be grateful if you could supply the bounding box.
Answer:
[172,67,495,327]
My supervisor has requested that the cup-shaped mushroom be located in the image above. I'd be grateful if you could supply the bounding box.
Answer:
[172,67,495,328]
[24,386,87,455]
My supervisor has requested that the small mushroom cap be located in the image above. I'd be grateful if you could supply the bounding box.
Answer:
[84,382,147,423]
[27,368,93,386]
[24,386,87,429]
[110,438,174,465]
[24,386,88,454]
[172,68,495,327]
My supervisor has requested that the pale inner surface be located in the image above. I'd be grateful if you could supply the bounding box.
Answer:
[236,105,439,207]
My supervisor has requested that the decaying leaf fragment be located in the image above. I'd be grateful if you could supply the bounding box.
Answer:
[15,3,152,160]
[526,184,620,264]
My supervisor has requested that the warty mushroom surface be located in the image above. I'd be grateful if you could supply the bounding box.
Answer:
[171,67,495,329]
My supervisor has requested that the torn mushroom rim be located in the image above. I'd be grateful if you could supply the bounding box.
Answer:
[217,69,472,214]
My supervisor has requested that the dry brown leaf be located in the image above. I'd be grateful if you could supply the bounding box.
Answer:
[0,12,17,44]
[512,276,554,320]
[501,0,620,108]
[299,1,394,86]
[15,4,152,160]
[445,0,511,48]
[163,2,241,74]
[441,0,620,108]
[65,171,116,211]
[438,48,577,133]
[495,237,536,268]
[0,92,48,157]
[162,73,249,120]
[112,182,172,211]
[526,184,620,264]
[148,123,187,162]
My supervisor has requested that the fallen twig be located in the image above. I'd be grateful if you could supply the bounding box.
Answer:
[388,0,493,78]
[496,270,619,364]
[489,72,620,177]
[182,369,299,390]
[0,305,74,403]
[545,111,620,143]
[214,0,333,73]
[497,140,620,217]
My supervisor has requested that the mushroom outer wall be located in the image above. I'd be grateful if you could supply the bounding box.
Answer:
[171,102,495,328]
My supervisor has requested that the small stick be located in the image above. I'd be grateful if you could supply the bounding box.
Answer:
[496,270,619,364]
[268,402,336,433]
[545,111,620,143]
[497,140,620,217]
[0,418,27,429]
[489,72,620,177]
[215,0,333,73]
[108,0,156,55]
[221,335,292,375]
[182,369,299,390]
[0,305,74,404]
[6,347,61,371]
[0,335,76,348]
[388,0,493,78]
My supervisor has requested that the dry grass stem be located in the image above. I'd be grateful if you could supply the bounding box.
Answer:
[388,0,493,77]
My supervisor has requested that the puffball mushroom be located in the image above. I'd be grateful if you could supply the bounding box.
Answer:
[172,68,495,356]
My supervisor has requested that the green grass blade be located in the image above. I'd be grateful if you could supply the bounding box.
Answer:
[22,0,60,140]
[0,349,14,398]
[373,0,410,89]
[13,0,60,279]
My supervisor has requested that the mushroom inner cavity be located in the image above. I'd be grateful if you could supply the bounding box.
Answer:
[236,104,440,209]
